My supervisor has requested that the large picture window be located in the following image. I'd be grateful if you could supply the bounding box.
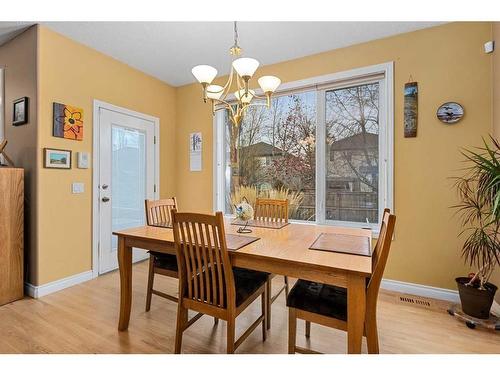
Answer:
[223,91,317,220]
[214,63,393,231]
[325,83,379,223]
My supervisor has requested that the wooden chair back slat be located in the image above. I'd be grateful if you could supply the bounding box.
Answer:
[254,198,289,223]
[172,211,235,310]
[367,209,396,303]
[145,198,177,226]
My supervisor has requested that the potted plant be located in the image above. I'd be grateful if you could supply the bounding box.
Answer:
[453,136,500,319]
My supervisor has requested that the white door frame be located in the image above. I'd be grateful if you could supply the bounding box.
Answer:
[92,99,160,278]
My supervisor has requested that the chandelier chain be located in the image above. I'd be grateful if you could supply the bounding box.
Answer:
[234,21,238,47]
[192,21,280,126]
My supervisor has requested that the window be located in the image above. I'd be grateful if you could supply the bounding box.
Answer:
[222,91,317,220]
[214,63,393,231]
[324,83,379,224]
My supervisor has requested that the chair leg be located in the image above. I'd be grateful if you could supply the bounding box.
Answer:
[261,288,267,341]
[266,279,272,330]
[145,256,155,312]
[305,321,311,338]
[288,307,297,354]
[227,318,236,354]
[365,310,379,354]
[284,276,289,297]
[174,304,188,354]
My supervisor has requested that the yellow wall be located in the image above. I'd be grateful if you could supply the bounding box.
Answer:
[175,22,493,290]
[36,26,176,285]
[0,26,38,284]
[491,22,500,303]
[494,22,500,140]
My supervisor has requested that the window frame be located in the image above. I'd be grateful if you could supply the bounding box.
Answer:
[214,62,394,234]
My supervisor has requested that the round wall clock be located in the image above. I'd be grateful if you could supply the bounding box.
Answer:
[436,102,464,124]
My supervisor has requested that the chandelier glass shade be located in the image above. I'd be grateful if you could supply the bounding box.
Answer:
[191,22,281,126]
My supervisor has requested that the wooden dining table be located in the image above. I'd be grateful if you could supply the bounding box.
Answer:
[113,218,372,354]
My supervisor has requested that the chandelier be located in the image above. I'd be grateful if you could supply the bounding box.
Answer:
[191,22,281,127]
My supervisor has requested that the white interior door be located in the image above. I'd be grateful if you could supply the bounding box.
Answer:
[98,107,157,274]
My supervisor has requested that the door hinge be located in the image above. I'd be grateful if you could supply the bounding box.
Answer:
[154,184,157,193]
[154,136,156,145]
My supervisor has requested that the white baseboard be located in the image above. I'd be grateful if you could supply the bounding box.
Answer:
[381,278,460,303]
[22,270,470,305]
[24,270,93,298]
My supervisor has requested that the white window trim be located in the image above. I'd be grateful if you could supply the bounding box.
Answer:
[214,62,394,234]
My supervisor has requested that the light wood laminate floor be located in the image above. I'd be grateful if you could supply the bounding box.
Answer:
[0,261,498,354]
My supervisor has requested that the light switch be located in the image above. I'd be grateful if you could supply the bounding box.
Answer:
[72,182,85,194]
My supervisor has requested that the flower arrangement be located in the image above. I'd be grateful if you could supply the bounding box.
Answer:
[230,185,304,218]
[234,198,254,233]
[235,201,254,222]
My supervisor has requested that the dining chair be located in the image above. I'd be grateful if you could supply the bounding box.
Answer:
[172,210,268,354]
[286,208,396,354]
[255,197,290,329]
[144,198,179,311]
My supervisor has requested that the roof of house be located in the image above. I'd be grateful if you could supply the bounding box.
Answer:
[329,132,378,152]
[240,142,284,157]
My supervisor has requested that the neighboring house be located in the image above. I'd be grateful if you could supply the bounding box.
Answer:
[328,132,378,193]
[327,132,379,222]
[239,141,284,166]
[238,141,286,189]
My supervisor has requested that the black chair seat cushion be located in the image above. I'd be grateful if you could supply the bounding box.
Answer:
[182,266,268,307]
[150,251,178,272]
[287,279,348,321]
[233,267,269,307]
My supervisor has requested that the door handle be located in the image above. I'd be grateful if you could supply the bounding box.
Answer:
[102,197,110,202]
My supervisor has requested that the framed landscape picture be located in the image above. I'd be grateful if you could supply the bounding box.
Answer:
[44,148,72,169]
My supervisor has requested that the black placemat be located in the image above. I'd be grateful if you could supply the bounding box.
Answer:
[309,233,371,257]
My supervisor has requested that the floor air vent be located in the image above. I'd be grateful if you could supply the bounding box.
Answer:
[399,295,432,307]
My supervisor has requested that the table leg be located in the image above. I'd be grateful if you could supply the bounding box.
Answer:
[347,274,366,354]
[118,236,133,331]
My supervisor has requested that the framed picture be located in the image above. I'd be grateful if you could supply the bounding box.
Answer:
[404,82,418,137]
[43,148,72,169]
[437,102,464,124]
[53,102,84,141]
[12,97,28,126]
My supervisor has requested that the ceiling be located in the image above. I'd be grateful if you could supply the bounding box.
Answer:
[1,22,443,86]
[0,22,33,45]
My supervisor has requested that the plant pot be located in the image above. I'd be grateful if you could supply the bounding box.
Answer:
[456,277,498,319]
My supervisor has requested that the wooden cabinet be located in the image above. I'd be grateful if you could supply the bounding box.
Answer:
[0,168,24,306]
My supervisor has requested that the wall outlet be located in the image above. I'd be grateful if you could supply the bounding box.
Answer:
[72,182,84,194]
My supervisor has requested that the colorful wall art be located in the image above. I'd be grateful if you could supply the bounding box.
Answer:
[53,102,84,141]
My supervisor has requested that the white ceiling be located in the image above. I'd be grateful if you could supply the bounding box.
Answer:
[0,22,33,45]
[1,22,443,86]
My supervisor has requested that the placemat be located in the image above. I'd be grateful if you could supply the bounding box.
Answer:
[231,219,289,229]
[226,234,260,251]
[309,233,371,257]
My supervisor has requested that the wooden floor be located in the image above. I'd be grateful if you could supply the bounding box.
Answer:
[0,261,498,354]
